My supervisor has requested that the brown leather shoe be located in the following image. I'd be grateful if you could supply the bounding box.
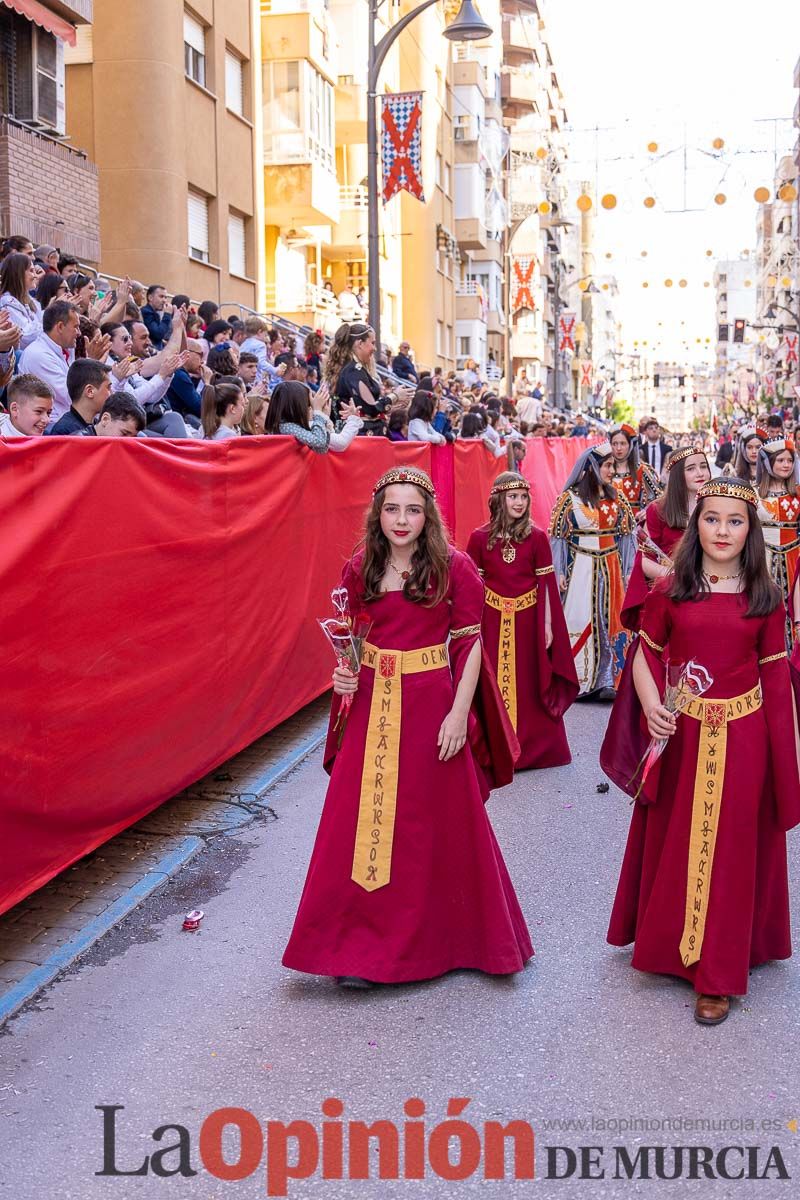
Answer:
[694,994,730,1025]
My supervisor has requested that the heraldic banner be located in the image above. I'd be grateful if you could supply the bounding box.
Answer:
[382,91,425,204]
[510,256,536,313]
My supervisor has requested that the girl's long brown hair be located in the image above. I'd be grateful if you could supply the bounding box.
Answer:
[487,471,532,548]
[669,485,780,617]
[657,451,709,528]
[323,321,377,388]
[757,446,799,499]
[360,485,451,606]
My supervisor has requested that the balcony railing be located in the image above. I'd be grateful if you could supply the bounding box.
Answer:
[339,185,369,210]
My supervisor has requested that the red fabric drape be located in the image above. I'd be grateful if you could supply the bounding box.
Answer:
[0,435,588,913]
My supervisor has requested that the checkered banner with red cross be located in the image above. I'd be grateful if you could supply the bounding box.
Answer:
[510,256,536,312]
[579,359,593,387]
[785,333,799,367]
[764,372,776,398]
[381,92,425,204]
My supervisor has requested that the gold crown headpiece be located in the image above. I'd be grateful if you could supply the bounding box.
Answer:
[608,422,636,438]
[590,440,612,459]
[667,446,704,471]
[696,480,758,508]
[763,436,795,455]
[490,475,530,496]
[372,467,436,498]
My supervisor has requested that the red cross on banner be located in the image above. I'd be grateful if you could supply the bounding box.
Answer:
[785,333,799,366]
[559,311,576,353]
[764,372,776,398]
[579,360,593,387]
[511,256,536,312]
[381,92,425,204]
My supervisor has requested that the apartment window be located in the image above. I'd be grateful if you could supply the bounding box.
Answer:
[458,336,471,357]
[263,60,334,171]
[436,321,445,356]
[228,211,246,277]
[225,50,244,116]
[0,11,65,134]
[188,190,210,262]
[184,11,206,87]
[435,152,443,190]
[443,161,452,196]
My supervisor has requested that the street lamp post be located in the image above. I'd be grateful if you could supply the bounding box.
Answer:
[366,1,492,354]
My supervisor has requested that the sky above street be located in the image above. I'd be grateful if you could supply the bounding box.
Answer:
[544,0,799,363]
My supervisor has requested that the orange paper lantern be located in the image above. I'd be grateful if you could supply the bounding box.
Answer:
[576,193,593,213]
[779,183,798,202]
[644,196,656,208]
[712,137,725,150]
[601,193,617,210]
[647,141,658,153]
[714,193,726,205]
[664,279,673,287]
[754,186,770,204]
[538,200,551,215]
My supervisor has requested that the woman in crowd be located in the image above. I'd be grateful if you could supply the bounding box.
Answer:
[324,321,387,436]
[549,442,636,699]
[724,424,765,484]
[240,392,267,436]
[283,467,532,987]
[755,435,800,650]
[608,422,660,513]
[264,380,329,453]
[601,478,800,1026]
[0,252,43,350]
[467,473,578,769]
[197,300,219,329]
[408,390,447,444]
[65,272,97,316]
[304,330,324,380]
[621,447,711,631]
[35,272,70,310]
[206,344,239,378]
[202,377,245,440]
[203,319,233,347]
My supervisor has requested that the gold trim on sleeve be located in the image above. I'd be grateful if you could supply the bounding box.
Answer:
[759,651,787,665]
[535,565,555,576]
[450,624,481,639]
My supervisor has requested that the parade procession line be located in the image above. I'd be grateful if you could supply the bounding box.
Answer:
[0,697,330,1027]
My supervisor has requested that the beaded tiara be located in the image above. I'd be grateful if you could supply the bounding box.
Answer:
[738,424,767,443]
[490,475,530,496]
[762,436,795,455]
[590,440,613,459]
[373,467,436,498]
[696,480,758,508]
[667,445,703,470]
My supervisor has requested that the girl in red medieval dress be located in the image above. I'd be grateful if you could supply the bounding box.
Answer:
[283,467,533,989]
[756,436,800,652]
[601,478,800,1025]
[466,471,578,769]
[621,447,711,632]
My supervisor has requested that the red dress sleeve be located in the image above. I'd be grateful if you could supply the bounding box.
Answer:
[465,527,485,574]
[601,584,671,803]
[448,550,520,794]
[758,604,800,831]
[322,555,366,775]
[531,527,579,718]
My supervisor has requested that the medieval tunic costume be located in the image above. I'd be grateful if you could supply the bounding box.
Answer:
[601,490,800,997]
[620,502,685,632]
[755,437,800,652]
[609,423,662,514]
[284,478,532,983]
[548,444,636,696]
[467,493,577,770]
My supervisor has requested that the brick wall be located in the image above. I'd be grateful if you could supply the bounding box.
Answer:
[0,119,100,263]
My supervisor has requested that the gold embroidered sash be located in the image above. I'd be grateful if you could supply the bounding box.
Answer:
[484,587,537,731]
[676,682,762,967]
[353,640,449,892]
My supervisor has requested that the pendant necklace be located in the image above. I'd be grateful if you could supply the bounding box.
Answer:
[704,569,742,585]
[389,559,411,582]
[501,539,516,564]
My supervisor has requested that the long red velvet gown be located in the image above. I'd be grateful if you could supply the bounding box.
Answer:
[620,503,685,632]
[601,583,800,996]
[283,549,533,983]
[466,524,577,769]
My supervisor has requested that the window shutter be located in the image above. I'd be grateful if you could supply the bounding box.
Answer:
[183,12,205,54]
[187,191,209,261]
[228,212,246,277]
[225,51,244,116]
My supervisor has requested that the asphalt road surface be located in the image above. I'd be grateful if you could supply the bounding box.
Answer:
[2,704,799,1199]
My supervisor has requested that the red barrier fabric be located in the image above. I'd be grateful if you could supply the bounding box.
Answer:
[520,437,594,529]
[0,435,587,913]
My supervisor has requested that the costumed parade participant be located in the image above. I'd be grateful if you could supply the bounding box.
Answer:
[548,442,636,700]
[755,435,800,651]
[601,478,800,1026]
[621,447,711,631]
[724,423,765,484]
[609,422,661,513]
[466,472,578,770]
[283,467,533,988]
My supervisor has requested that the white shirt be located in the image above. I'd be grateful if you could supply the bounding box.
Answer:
[107,357,170,407]
[326,412,363,451]
[18,333,74,422]
[517,395,543,425]
[210,425,240,440]
[642,438,665,475]
[0,412,27,438]
[408,418,446,444]
[0,293,42,351]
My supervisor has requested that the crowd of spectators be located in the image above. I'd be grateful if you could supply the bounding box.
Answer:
[1,233,740,459]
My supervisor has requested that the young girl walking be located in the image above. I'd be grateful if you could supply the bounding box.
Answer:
[467,472,577,769]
